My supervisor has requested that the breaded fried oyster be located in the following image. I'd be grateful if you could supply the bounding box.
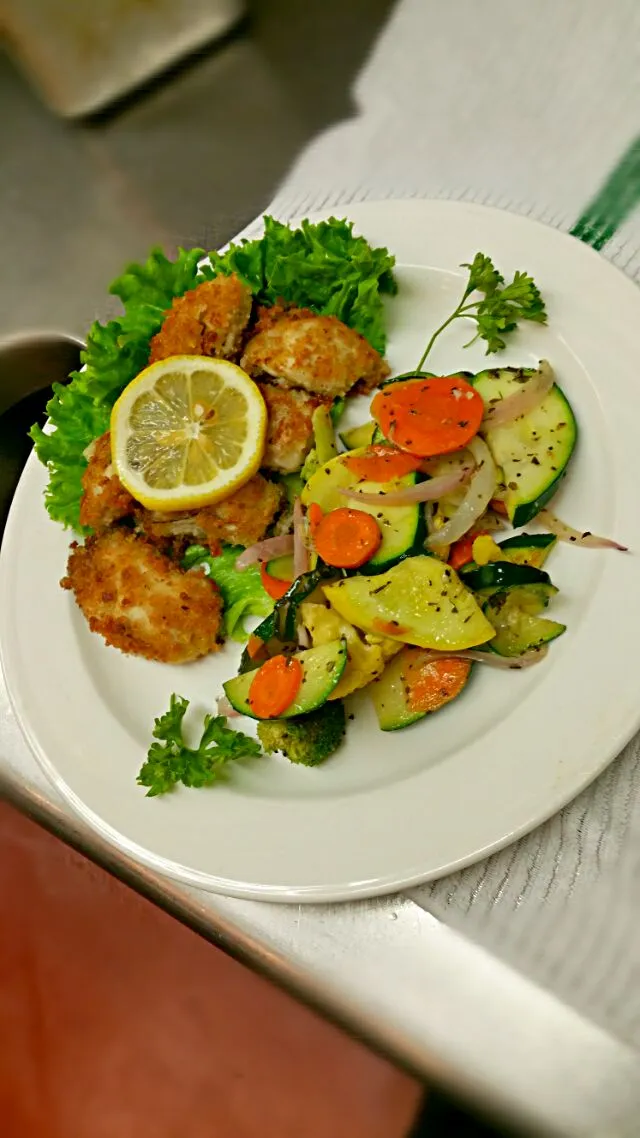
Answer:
[62,529,223,664]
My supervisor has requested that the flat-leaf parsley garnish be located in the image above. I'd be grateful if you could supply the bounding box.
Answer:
[137,694,262,796]
[416,251,547,368]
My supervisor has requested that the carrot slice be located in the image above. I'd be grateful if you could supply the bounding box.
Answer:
[448,530,489,571]
[402,651,471,714]
[314,507,381,569]
[448,535,477,571]
[248,654,303,718]
[344,445,423,482]
[260,562,292,601]
[247,634,266,660]
[371,375,484,457]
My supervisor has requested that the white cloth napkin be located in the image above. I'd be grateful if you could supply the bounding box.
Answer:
[261,0,640,1050]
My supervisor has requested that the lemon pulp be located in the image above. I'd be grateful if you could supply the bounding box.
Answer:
[110,356,267,511]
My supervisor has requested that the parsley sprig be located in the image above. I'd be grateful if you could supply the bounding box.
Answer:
[416,252,547,369]
[137,694,262,797]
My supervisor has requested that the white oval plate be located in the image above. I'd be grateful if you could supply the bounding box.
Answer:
[3,199,640,903]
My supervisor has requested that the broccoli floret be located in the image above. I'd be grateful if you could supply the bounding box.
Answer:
[257,701,346,766]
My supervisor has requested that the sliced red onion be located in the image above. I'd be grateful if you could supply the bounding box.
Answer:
[235,534,294,570]
[482,360,555,428]
[338,464,473,506]
[420,455,473,476]
[293,498,309,577]
[419,457,444,475]
[538,509,628,551]
[427,436,497,549]
[423,500,438,545]
[476,510,509,533]
[415,646,548,670]
[217,695,241,717]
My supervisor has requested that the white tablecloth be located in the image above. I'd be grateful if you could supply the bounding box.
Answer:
[263,0,640,1050]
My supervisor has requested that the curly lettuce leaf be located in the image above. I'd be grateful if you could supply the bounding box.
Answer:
[30,247,205,532]
[182,544,273,641]
[210,216,397,354]
[31,219,396,533]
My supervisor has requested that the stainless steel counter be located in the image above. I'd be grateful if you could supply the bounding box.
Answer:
[2,9,640,1135]
[0,1,391,343]
[3,710,640,1138]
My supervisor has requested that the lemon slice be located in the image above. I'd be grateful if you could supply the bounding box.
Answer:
[110,356,267,511]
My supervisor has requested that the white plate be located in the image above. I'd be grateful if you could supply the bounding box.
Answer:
[3,199,640,903]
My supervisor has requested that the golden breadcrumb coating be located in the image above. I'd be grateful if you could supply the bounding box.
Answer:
[136,473,284,552]
[149,273,253,364]
[79,432,135,531]
[241,311,389,397]
[61,529,223,664]
[258,383,329,473]
[251,302,314,336]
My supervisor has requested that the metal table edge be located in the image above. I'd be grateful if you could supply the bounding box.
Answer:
[0,769,638,1138]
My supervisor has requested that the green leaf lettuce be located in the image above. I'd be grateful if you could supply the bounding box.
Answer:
[31,218,396,533]
[182,544,273,641]
[210,216,396,354]
[30,247,205,532]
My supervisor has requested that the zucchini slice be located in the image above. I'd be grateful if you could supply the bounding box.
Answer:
[497,532,557,568]
[472,367,577,527]
[266,554,294,581]
[301,449,425,573]
[371,646,471,731]
[238,564,340,671]
[460,561,551,594]
[339,422,375,450]
[324,556,495,651]
[224,639,348,719]
[370,649,425,731]
[483,584,565,656]
[378,369,443,387]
